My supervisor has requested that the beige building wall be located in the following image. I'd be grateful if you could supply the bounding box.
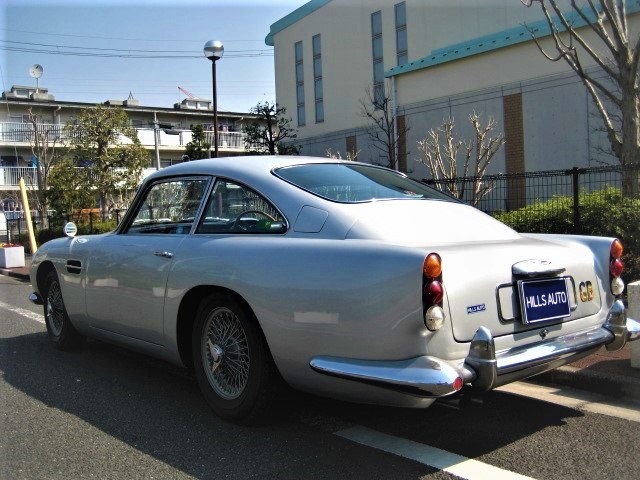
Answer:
[270,0,573,138]
[396,15,639,107]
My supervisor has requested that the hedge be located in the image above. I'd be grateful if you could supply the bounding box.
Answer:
[493,186,640,284]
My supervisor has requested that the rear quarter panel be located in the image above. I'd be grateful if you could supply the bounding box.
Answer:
[163,236,435,388]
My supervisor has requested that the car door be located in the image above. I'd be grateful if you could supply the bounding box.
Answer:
[84,176,210,345]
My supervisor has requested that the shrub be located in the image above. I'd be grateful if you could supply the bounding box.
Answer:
[493,187,640,284]
[36,220,118,247]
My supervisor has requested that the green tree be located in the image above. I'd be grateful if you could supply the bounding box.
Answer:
[242,101,299,155]
[48,157,96,223]
[52,105,150,220]
[184,124,211,160]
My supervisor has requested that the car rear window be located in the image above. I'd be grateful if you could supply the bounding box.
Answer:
[274,163,454,203]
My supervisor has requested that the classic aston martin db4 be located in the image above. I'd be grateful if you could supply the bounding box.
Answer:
[29,156,640,422]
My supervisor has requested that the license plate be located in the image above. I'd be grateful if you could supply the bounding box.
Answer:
[518,277,571,324]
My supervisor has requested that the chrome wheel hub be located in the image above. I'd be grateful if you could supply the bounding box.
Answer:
[208,340,224,372]
[201,307,250,400]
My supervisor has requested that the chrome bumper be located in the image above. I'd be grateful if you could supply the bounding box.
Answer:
[310,355,463,397]
[29,292,43,305]
[464,300,639,391]
[310,300,640,398]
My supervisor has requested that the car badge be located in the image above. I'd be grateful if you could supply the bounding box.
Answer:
[466,304,486,314]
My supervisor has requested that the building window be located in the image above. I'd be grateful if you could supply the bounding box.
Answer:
[395,2,408,65]
[371,10,384,107]
[312,34,324,123]
[295,41,306,126]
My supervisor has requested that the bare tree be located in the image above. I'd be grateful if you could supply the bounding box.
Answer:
[26,108,62,224]
[522,0,640,195]
[417,113,505,207]
[359,85,409,171]
[325,148,360,161]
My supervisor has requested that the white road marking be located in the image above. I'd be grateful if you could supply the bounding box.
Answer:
[0,300,45,325]
[498,381,640,423]
[336,425,535,480]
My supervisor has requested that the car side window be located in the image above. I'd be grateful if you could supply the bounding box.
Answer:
[126,178,209,235]
[196,179,286,234]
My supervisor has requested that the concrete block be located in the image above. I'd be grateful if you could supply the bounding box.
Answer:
[628,281,640,369]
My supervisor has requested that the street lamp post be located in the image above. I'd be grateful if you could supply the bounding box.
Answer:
[203,40,224,157]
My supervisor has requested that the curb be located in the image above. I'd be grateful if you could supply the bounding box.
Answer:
[527,365,640,401]
[0,268,30,281]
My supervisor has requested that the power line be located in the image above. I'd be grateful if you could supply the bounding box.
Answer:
[0,39,272,55]
[0,28,266,44]
[0,45,273,59]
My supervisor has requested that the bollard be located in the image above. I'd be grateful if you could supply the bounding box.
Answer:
[629,281,640,369]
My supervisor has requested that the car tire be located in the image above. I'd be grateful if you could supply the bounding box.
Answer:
[192,293,276,423]
[43,270,85,350]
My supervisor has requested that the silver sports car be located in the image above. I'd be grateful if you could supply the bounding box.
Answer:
[29,156,640,422]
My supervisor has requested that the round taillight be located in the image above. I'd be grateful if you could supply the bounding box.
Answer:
[424,305,445,331]
[453,376,463,392]
[611,277,625,296]
[610,258,624,277]
[611,239,623,259]
[424,280,444,305]
[423,253,442,278]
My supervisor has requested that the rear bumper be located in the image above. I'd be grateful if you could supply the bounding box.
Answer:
[310,300,640,398]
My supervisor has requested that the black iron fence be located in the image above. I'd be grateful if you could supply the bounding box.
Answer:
[1,210,124,246]
[423,163,640,233]
[3,164,639,245]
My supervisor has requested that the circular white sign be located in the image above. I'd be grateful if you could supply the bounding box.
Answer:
[63,222,78,238]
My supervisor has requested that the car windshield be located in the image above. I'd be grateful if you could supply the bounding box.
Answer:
[274,163,454,203]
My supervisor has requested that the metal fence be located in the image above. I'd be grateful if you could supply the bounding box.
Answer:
[3,164,639,244]
[1,210,124,245]
[423,163,640,232]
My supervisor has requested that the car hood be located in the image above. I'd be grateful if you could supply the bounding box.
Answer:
[344,199,520,245]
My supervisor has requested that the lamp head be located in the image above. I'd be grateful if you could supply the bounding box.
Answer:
[203,40,224,60]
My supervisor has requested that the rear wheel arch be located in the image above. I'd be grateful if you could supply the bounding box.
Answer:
[176,285,272,370]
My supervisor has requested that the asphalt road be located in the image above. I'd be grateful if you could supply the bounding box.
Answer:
[1,274,639,480]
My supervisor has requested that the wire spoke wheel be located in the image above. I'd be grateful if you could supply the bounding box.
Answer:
[193,293,276,422]
[46,280,65,337]
[201,307,250,400]
[42,270,84,350]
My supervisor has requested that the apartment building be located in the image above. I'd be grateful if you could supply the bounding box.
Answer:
[0,85,258,201]
[266,0,637,178]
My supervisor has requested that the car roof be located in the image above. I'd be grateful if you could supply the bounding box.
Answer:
[144,155,353,183]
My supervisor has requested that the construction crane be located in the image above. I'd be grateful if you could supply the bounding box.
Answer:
[178,86,195,99]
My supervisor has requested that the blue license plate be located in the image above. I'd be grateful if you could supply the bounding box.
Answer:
[519,277,571,324]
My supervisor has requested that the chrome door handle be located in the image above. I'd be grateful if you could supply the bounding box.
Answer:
[154,251,173,259]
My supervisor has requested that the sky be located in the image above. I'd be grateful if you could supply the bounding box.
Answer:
[0,0,307,113]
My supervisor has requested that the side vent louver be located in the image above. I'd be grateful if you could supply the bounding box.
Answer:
[66,260,82,275]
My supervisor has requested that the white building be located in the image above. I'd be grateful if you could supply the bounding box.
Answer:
[0,85,258,200]
[266,0,638,179]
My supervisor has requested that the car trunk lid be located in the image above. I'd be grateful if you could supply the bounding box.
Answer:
[344,200,603,341]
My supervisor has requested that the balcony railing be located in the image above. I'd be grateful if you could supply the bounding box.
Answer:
[0,122,249,151]
[0,166,38,186]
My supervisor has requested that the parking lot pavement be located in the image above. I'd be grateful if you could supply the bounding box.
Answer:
[3,256,639,402]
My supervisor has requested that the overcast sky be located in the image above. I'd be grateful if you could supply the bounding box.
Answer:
[0,0,307,113]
